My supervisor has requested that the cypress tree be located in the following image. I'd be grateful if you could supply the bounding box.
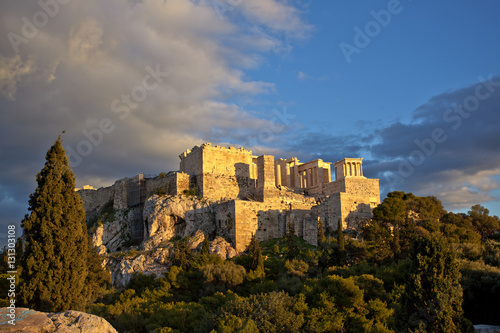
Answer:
[248,233,264,272]
[285,220,299,259]
[392,225,401,260]
[201,237,210,255]
[337,218,345,251]
[317,218,326,246]
[396,236,473,332]
[19,136,109,312]
[337,218,346,266]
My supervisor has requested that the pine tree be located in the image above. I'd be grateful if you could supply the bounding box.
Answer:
[19,136,109,312]
[396,236,473,332]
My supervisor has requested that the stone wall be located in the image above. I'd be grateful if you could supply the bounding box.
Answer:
[202,144,253,178]
[256,155,278,202]
[231,199,318,252]
[180,143,255,200]
[315,192,376,232]
[113,178,129,210]
[214,200,237,246]
[145,172,190,197]
[78,185,114,218]
[179,145,203,175]
[323,177,380,203]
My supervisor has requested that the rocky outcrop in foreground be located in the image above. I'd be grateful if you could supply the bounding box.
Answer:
[0,307,117,333]
[105,230,238,287]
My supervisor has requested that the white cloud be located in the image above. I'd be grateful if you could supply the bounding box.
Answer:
[0,55,33,99]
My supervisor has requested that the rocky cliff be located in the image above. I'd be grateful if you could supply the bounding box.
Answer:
[90,194,239,287]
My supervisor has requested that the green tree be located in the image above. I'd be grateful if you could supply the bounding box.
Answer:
[337,219,345,252]
[372,193,407,225]
[285,220,299,259]
[396,236,473,332]
[317,218,326,246]
[247,234,264,273]
[19,136,109,312]
[393,226,401,260]
[468,204,500,239]
[337,219,346,266]
[201,237,210,255]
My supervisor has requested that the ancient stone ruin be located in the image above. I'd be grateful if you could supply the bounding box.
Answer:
[80,143,380,255]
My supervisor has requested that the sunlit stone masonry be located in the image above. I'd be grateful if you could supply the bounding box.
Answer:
[79,143,380,253]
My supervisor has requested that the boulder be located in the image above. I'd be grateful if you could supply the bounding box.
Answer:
[188,230,206,250]
[210,236,237,259]
[0,307,117,332]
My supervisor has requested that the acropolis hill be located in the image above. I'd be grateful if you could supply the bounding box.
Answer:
[80,143,380,261]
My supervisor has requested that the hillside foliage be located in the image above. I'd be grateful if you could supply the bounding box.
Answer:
[81,191,500,332]
[3,158,500,332]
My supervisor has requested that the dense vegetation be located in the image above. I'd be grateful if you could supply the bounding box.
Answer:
[83,192,500,332]
[1,139,499,331]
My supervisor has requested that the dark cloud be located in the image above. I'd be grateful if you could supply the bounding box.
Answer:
[290,76,500,212]
[0,0,311,247]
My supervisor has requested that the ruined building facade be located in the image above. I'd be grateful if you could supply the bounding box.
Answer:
[80,143,380,252]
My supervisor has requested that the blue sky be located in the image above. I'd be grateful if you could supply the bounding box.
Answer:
[1,0,500,247]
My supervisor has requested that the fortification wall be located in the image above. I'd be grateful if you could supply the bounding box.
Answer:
[145,172,190,196]
[202,144,253,178]
[323,178,379,201]
[231,199,318,251]
[317,192,375,232]
[214,200,237,247]
[343,178,380,199]
[180,146,203,175]
[113,178,129,210]
[180,144,255,200]
[78,185,115,218]
[256,155,278,201]
[323,179,345,196]
[340,193,374,231]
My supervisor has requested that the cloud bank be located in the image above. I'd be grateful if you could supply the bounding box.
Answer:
[0,0,311,245]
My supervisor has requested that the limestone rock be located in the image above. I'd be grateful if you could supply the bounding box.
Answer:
[49,310,117,333]
[143,195,216,250]
[91,210,132,253]
[0,307,117,333]
[105,248,171,288]
[188,230,206,250]
[210,236,237,259]
[0,307,55,332]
